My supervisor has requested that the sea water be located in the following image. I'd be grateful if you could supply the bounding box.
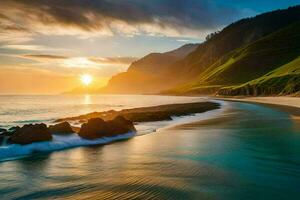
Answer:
[0,95,217,161]
[1,96,300,199]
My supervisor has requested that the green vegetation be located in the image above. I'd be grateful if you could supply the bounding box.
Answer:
[169,20,300,96]
[218,56,300,96]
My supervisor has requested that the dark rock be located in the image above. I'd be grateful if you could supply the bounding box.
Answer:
[55,102,220,123]
[107,116,136,136]
[122,112,172,122]
[0,135,4,145]
[0,128,6,133]
[78,118,109,139]
[8,126,20,133]
[9,123,52,145]
[49,122,74,134]
[78,116,136,140]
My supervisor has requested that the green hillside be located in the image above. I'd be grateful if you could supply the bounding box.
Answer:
[102,6,300,95]
[218,56,300,96]
[168,21,300,95]
[100,6,300,96]
[163,6,300,84]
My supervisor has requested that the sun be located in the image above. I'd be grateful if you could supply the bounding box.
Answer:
[80,74,93,86]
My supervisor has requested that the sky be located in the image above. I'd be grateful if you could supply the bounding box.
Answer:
[0,0,300,94]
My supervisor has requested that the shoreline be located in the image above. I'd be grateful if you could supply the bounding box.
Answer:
[0,101,222,162]
[214,96,300,120]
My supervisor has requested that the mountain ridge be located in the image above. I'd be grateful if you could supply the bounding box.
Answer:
[100,43,198,94]
[100,5,300,96]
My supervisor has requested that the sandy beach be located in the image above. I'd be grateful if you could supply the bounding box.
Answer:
[215,97,300,120]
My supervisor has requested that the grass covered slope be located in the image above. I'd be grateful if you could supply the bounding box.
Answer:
[169,21,300,95]
[218,56,300,96]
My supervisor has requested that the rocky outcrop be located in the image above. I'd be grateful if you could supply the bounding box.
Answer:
[0,129,6,145]
[78,118,109,139]
[9,123,52,145]
[49,122,74,134]
[78,116,136,140]
[56,102,220,123]
[0,128,6,134]
[107,116,136,136]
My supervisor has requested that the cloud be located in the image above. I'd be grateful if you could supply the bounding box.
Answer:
[20,54,69,61]
[20,54,136,66]
[17,54,135,76]
[89,57,137,65]
[0,13,33,43]
[0,0,242,40]
[2,45,53,51]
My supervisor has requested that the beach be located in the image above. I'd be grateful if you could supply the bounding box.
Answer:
[215,97,300,120]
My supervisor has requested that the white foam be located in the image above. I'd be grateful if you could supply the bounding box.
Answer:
[0,100,227,162]
[0,132,135,162]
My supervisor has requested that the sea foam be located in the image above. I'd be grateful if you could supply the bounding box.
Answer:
[0,100,227,162]
[0,132,135,162]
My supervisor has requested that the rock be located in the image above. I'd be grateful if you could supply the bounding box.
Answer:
[78,118,109,139]
[9,123,52,145]
[0,135,4,145]
[49,122,74,134]
[8,126,20,134]
[0,128,7,145]
[107,116,136,136]
[78,116,136,140]
[0,128,7,133]
[122,112,172,122]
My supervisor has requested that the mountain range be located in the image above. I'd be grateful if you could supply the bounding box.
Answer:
[100,5,300,96]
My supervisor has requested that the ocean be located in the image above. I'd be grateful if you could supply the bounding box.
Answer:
[0,95,206,128]
[1,95,300,199]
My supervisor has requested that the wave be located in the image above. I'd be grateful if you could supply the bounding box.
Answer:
[0,132,135,162]
[0,100,227,162]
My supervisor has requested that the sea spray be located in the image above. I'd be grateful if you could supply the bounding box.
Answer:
[0,100,226,162]
[0,132,135,162]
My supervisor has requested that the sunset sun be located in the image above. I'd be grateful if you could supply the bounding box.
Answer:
[80,74,93,86]
[0,1,300,199]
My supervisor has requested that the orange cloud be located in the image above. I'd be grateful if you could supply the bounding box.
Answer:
[0,66,111,94]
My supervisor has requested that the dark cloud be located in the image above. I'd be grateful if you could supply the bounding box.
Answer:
[22,54,69,60]
[0,0,242,37]
[90,57,137,65]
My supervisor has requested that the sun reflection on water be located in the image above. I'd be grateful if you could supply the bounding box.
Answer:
[83,94,91,105]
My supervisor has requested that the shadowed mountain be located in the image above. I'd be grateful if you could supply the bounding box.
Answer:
[100,44,198,94]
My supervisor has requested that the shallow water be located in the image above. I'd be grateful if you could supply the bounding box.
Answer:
[1,99,300,199]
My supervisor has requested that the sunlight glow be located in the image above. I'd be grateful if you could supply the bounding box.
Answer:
[80,74,93,86]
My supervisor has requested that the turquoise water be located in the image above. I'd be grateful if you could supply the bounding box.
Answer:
[1,100,300,199]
